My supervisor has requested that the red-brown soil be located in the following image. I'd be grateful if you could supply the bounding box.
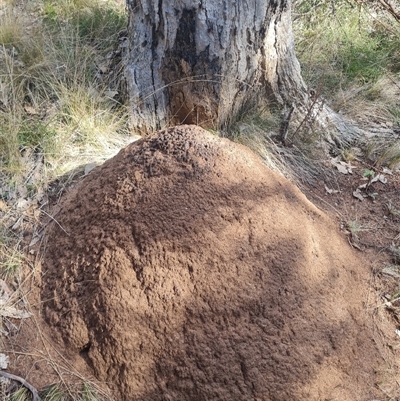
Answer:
[39,125,396,400]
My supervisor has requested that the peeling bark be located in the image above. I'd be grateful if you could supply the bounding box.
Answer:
[124,0,308,132]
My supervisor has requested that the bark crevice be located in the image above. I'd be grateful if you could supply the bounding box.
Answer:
[125,0,303,132]
[124,0,398,150]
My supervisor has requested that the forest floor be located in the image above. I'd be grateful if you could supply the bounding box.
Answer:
[307,158,400,309]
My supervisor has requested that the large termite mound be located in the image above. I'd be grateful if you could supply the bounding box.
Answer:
[42,125,384,401]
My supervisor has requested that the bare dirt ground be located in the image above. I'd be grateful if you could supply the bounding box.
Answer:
[2,125,399,401]
[307,156,400,308]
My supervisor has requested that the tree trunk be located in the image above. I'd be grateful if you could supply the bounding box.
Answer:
[124,0,308,132]
[124,0,398,154]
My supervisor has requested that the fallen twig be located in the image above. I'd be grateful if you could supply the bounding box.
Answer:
[0,371,41,401]
[377,0,400,23]
[278,103,295,145]
[40,209,69,236]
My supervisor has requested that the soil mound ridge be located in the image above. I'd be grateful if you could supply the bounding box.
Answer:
[42,125,384,400]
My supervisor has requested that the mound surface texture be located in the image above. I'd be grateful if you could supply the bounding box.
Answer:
[43,125,382,401]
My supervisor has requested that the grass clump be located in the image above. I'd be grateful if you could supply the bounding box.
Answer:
[226,107,287,172]
[294,0,400,94]
[293,0,400,166]
[377,141,400,168]
[41,384,67,401]
[0,11,23,48]
[0,0,131,177]
[0,227,23,280]
[39,382,106,401]
[42,0,126,49]
[17,120,57,150]
[0,5,131,398]
[10,387,29,401]
[347,220,362,236]
[80,382,101,401]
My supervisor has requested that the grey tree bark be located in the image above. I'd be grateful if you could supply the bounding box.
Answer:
[124,0,397,151]
[124,0,309,132]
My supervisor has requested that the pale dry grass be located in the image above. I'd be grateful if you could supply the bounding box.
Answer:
[0,1,130,399]
[331,74,400,168]
[0,0,132,177]
[333,75,400,123]
[226,107,330,186]
[293,0,400,170]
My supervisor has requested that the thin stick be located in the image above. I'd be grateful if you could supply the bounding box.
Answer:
[278,103,295,145]
[290,92,324,142]
[39,209,69,236]
[0,371,41,401]
[377,0,400,22]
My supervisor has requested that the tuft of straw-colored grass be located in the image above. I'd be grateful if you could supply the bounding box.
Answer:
[80,382,101,401]
[0,9,23,48]
[10,386,29,401]
[332,75,400,124]
[41,383,67,401]
[377,141,400,168]
[0,4,133,397]
[294,1,400,95]
[293,0,400,168]
[225,108,288,173]
[0,0,133,178]
[0,228,23,280]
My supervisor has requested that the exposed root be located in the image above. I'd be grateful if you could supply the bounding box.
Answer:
[0,371,41,401]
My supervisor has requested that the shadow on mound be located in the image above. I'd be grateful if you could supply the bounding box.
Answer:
[42,125,384,400]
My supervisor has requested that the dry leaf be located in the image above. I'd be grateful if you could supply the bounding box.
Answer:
[11,216,24,231]
[377,174,387,184]
[0,303,32,319]
[104,90,118,99]
[16,199,30,211]
[382,167,393,175]
[98,63,109,74]
[336,164,349,174]
[330,157,354,174]
[23,104,39,115]
[84,162,97,176]
[353,189,365,201]
[324,185,339,194]
[0,354,9,369]
[0,280,12,301]
[4,319,19,337]
[0,200,8,212]
[29,235,41,247]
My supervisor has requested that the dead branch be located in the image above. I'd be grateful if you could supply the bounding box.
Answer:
[278,104,295,145]
[377,0,400,22]
[0,371,41,401]
[290,92,324,143]
[353,0,400,23]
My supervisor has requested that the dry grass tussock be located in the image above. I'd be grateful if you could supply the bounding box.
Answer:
[291,0,400,162]
[226,107,330,187]
[0,0,133,399]
[0,0,134,177]
[331,75,400,167]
